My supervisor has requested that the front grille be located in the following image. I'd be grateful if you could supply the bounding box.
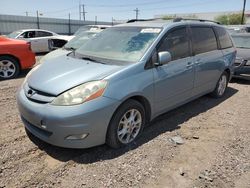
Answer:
[29,86,55,97]
[24,83,55,103]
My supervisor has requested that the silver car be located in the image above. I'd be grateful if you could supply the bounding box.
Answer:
[17,19,236,149]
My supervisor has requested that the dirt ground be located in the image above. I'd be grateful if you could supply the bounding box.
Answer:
[0,66,249,188]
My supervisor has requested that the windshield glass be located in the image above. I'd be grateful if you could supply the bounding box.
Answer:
[65,27,104,49]
[232,35,250,49]
[7,30,22,38]
[76,27,161,63]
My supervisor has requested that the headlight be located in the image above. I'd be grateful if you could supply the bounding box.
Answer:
[51,80,107,106]
[246,60,250,66]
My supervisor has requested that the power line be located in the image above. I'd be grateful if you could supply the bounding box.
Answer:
[85,0,167,7]
[42,6,77,14]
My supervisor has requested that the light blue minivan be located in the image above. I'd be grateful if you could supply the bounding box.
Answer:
[17,19,236,149]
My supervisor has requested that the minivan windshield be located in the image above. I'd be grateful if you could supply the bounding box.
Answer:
[231,35,250,49]
[65,26,104,50]
[76,27,161,63]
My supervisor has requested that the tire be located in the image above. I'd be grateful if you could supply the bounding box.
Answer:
[0,56,20,79]
[106,99,146,149]
[210,71,229,98]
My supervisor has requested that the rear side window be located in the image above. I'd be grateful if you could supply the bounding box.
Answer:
[158,27,189,61]
[36,31,53,37]
[191,27,217,55]
[215,27,233,49]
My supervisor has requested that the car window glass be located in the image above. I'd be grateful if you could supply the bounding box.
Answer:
[36,31,53,37]
[215,27,233,49]
[158,27,189,61]
[23,31,35,38]
[192,27,217,54]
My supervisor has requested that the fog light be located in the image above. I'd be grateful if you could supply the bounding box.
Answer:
[65,133,88,140]
[40,120,47,129]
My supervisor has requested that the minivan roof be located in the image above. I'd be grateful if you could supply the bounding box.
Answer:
[115,19,220,29]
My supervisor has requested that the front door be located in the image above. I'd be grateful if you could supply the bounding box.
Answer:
[153,26,195,116]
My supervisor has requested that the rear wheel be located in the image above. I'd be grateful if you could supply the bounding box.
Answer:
[106,99,145,148]
[0,56,20,79]
[211,71,228,98]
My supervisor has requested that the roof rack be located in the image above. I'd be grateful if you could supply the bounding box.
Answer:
[126,18,161,23]
[173,17,221,24]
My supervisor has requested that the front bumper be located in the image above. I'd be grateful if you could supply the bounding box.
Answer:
[17,88,120,148]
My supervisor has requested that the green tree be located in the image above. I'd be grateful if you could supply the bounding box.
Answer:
[215,13,245,25]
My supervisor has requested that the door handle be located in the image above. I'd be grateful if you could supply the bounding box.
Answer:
[195,59,202,65]
[186,62,193,69]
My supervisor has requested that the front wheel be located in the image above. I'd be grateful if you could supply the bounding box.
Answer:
[0,56,20,79]
[106,99,145,149]
[210,71,229,98]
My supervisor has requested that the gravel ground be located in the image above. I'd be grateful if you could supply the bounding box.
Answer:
[0,63,249,188]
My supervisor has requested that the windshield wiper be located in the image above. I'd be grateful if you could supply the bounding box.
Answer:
[81,56,105,64]
[64,46,76,51]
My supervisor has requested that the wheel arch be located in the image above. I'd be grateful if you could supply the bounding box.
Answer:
[110,95,152,126]
[0,54,21,69]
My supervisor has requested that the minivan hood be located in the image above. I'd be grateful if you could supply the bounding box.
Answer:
[40,48,69,63]
[27,55,123,95]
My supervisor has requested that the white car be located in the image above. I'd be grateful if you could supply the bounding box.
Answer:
[7,29,73,53]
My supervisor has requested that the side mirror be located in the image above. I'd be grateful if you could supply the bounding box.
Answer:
[155,51,172,66]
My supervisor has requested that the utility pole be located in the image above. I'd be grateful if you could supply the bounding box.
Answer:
[36,10,40,29]
[25,11,29,16]
[241,0,246,24]
[95,16,97,25]
[82,4,87,21]
[112,17,114,26]
[68,13,71,35]
[134,8,139,19]
[79,3,87,21]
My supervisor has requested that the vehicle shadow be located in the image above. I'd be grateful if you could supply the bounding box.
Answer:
[231,77,250,85]
[27,87,238,164]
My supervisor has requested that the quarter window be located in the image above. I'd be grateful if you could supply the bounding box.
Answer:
[215,27,233,49]
[191,27,218,54]
[158,27,189,61]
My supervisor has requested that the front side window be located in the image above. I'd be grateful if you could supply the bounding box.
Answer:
[215,27,233,49]
[76,27,161,63]
[23,31,35,38]
[158,27,189,61]
[192,27,218,54]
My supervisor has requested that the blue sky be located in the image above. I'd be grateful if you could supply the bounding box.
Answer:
[0,0,249,21]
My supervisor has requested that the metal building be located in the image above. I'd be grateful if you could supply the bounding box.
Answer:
[0,14,112,35]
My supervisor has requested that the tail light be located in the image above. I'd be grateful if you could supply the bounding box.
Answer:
[27,42,32,51]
